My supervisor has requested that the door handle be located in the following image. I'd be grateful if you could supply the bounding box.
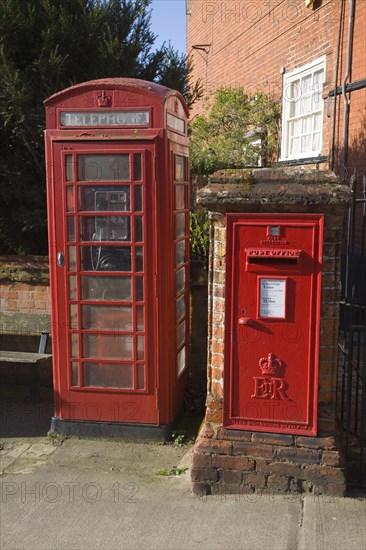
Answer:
[57,251,64,267]
[238,317,254,326]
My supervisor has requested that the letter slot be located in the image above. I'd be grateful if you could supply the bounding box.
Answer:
[245,248,303,273]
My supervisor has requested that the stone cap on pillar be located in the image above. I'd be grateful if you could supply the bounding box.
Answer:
[196,168,352,213]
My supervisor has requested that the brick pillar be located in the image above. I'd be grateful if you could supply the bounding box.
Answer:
[191,168,352,496]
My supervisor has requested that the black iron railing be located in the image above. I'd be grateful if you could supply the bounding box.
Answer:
[337,174,366,491]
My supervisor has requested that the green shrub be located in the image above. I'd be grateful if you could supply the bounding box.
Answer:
[190,211,210,264]
[189,87,280,176]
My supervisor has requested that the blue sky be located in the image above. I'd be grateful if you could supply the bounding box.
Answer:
[150,0,186,54]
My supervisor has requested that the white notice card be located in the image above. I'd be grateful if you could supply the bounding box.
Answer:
[259,278,286,318]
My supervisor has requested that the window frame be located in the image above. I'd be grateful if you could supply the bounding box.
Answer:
[280,56,326,161]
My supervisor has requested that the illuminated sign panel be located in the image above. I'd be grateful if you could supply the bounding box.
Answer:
[60,111,149,127]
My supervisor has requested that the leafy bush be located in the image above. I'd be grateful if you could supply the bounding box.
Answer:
[189,87,280,175]
[190,211,210,263]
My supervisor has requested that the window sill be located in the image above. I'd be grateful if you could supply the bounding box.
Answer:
[275,156,328,167]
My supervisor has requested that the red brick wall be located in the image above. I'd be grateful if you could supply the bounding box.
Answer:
[0,281,50,315]
[187,0,338,119]
[0,256,50,318]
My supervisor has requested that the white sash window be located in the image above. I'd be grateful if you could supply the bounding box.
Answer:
[281,57,325,160]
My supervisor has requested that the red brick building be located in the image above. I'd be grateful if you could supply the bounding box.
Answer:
[187,0,365,179]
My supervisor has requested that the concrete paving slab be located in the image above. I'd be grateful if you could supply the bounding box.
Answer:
[299,496,366,550]
[1,467,301,550]
[0,443,31,472]
[3,442,57,475]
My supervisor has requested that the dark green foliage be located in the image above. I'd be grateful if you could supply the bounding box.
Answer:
[156,45,203,111]
[190,211,209,263]
[0,0,201,254]
[189,87,281,176]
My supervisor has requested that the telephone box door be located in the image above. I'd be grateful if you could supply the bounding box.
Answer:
[224,214,323,435]
[50,142,157,424]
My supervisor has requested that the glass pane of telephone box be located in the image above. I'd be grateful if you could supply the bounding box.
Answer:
[71,362,79,386]
[78,155,130,181]
[81,276,132,301]
[177,346,186,376]
[68,246,76,271]
[137,336,144,360]
[70,333,78,358]
[175,213,186,238]
[135,247,143,272]
[65,155,73,181]
[176,240,185,266]
[136,306,144,330]
[176,294,185,321]
[66,187,74,212]
[82,305,133,331]
[137,364,145,389]
[134,186,142,211]
[79,216,130,241]
[134,217,143,241]
[79,186,130,212]
[69,304,78,327]
[176,267,185,294]
[177,320,186,349]
[175,185,186,210]
[67,217,75,242]
[84,363,133,388]
[80,246,131,271]
[83,334,133,359]
[69,276,77,299]
[133,154,142,181]
[175,156,186,181]
[136,277,144,301]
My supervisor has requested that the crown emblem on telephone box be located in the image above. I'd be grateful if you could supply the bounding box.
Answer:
[96,90,112,107]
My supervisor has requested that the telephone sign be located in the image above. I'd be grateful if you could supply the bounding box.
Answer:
[224,213,323,435]
[45,79,189,437]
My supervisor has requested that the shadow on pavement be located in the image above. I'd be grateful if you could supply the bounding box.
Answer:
[0,384,54,438]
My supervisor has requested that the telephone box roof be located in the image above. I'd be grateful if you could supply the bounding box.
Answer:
[44,78,189,116]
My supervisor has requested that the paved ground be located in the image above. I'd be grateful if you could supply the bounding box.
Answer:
[0,385,365,550]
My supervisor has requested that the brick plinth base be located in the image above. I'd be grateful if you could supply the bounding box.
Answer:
[191,423,346,496]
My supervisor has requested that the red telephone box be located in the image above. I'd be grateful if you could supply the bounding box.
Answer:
[44,79,190,438]
[224,213,323,436]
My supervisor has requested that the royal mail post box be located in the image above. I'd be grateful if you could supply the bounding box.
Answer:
[224,213,323,435]
[44,79,190,437]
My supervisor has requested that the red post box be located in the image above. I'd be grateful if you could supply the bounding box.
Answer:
[224,213,323,435]
[44,79,189,438]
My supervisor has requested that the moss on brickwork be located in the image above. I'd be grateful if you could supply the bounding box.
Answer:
[0,256,49,283]
[197,168,352,213]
